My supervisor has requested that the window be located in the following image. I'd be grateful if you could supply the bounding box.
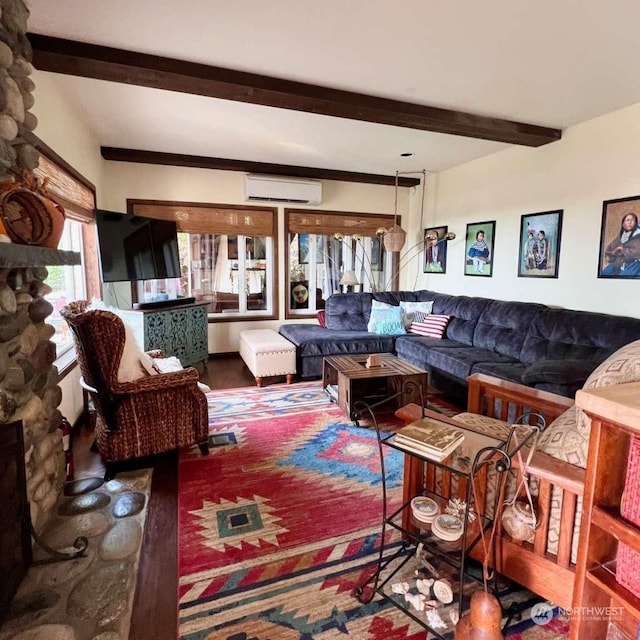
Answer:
[46,219,86,356]
[285,209,397,317]
[30,136,98,365]
[128,200,277,320]
[185,233,272,314]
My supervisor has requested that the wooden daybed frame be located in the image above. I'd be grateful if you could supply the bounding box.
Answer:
[397,372,582,610]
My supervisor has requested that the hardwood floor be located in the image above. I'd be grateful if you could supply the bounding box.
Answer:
[200,352,294,389]
[73,353,259,640]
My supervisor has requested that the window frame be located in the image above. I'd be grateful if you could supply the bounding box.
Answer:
[28,134,99,378]
[284,208,399,319]
[127,199,279,322]
[46,218,86,357]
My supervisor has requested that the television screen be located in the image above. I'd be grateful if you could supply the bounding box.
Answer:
[96,210,181,282]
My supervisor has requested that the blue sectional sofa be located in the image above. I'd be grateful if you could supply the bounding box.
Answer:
[278,290,640,403]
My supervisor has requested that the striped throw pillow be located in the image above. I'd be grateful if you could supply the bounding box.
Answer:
[409,314,451,338]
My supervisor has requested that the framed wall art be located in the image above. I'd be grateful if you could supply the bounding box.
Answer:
[598,195,640,279]
[517,209,563,278]
[464,221,495,277]
[298,234,324,264]
[370,236,382,270]
[423,226,448,274]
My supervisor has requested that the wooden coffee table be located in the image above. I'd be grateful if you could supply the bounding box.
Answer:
[322,353,428,424]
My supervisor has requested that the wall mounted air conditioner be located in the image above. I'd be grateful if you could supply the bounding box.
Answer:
[245,174,322,205]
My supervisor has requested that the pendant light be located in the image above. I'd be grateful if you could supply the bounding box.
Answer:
[383,170,407,252]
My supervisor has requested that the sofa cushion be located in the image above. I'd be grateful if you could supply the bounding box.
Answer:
[521,359,598,386]
[426,347,518,382]
[452,412,514,440]
[278,324,395,357]
[394,335,467,363]
[470,361,528,384]
[325,292,372,331]
[521,308,640,365]
[474,300,545,360]
[367,305,406,335]
[430,295,492,346]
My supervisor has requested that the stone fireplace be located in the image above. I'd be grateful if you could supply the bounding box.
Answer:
[0,245,79,532]
[0,0,71,534]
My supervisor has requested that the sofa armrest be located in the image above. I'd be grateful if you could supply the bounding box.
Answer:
[467,372,573,425]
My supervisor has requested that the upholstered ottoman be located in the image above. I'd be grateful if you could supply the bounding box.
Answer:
[239,329,296,387]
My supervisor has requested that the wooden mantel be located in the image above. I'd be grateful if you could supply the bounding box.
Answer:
[0,244,81,268]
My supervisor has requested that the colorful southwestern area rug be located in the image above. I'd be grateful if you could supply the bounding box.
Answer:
[178,382,569,639]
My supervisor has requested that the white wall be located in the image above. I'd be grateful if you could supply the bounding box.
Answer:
[103,162,407,352]
[32,71,104,193]
[32,70,105,424]
[405,103,640,319]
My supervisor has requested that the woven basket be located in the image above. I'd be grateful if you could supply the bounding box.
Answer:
[620,436,640,524]
[0,183,65,248]
[383,224,406,252]
[616,436,640,597]
[617,543,640,598]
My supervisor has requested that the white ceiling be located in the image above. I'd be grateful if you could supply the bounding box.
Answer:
[25,0,640,176]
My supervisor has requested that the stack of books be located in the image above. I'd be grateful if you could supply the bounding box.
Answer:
[394,418,465,462]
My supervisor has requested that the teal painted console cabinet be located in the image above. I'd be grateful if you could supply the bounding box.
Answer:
[120,302,209,368]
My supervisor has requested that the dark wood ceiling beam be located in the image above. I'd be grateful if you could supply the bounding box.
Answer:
[29,34,562,147]
[99,147,421,186]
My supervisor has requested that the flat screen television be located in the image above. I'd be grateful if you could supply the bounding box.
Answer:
[96,210,181,282]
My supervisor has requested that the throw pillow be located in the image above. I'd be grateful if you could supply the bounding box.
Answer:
[399,300,434,329]
[152,356,211,392]
[371,299,395,310]
[583,339,640,389]
[118,322,151,382]
[89,298,154,382]
[367,306,406,335]
[408,314,450,338]
[317,310,326,328]
[538,405,588,468]
[140,351,158,376]
[574,339,640,465]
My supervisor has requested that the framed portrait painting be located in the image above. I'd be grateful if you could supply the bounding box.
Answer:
[464,221,495,277]
[517,210,563,278]
[423,226,448,274]
[598,195,640,279]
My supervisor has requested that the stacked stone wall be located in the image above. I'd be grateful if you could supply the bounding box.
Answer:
[0,265,65,530]
[0,0,38,174]
[0,1,66,532]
